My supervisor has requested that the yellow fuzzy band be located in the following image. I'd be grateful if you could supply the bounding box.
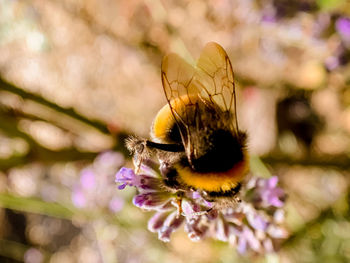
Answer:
[151,103,174,142]
[151,95,198,143]
[176,152,249,192]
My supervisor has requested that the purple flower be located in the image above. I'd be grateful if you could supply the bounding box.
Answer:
[181,199,201,218]
[24,248,43,263]
[72,187,86,208]
[133,192,172,209]
[80,169,95,190]
[158,211,185,242]
[261,14,276,23]
[147,210,185,242]
[236,226,261,254]
[109,196,124,212]
[336,17,350,39]
[116,167,163,192]
[189,190,214,208]
[71,151,125,213]
[247,212,269,231]
[115,163,288,254]
[263,238,274,252]
[214,217,230,241]
[115,168,139,189]
[325,56,340,71]
[186,217,208,241]
[96,151,124,168]
[148,212,170,232]
[254,176,285,208]
[260,4,277,23]
[267,224,289,239]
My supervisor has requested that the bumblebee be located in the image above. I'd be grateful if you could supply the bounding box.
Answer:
[127,42,249,209]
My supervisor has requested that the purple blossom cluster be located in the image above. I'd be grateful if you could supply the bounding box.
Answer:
[336,17,350,43]
[259,2,350,72]
[72,151,125,213]
[116,163,288,254]
[324,16,350,71]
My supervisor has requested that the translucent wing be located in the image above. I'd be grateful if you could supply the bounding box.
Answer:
[195,42,239,134]
[160,43,238,163]
[161,53,199,156]
[161,54,199,103]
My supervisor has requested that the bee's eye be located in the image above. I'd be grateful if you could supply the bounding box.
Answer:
[135,142,145,154]
[168,123,181,143]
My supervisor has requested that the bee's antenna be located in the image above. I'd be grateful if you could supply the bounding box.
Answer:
[146,140,184,152]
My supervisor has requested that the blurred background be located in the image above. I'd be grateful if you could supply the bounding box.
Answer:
[1,0,350,262]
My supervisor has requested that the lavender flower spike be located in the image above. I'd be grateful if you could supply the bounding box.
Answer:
[116,163,288,254]
[259,176,285,207]
[115,167,140,189]
[72,151,125,213]
[133,192,172,210]
[336,17,350,38]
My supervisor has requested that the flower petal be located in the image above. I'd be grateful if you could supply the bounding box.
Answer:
[214,217,230,241]
[266,176,278,188]
[138,176,162,192]
[80,169,96,190]
[72,187,86,208]
[182,199,201,218]
[244,226,261,252]
[185,217,208,242]
[158,212,184,242]
[133,192,171,209]
[115,167,140,188]
[247,213,268,231]
[115,167,134,182]
[148,212,169,232]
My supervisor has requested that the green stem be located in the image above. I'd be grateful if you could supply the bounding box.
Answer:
[0,77,109,134]
[0,193,76,219]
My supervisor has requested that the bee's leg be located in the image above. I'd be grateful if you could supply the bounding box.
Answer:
[199,190,215,203]
[133,140,149,174]
[126,136,148,174]
[175,193,183,217]
[205,207,213,213]
[132,148,144,174]
[234,196,242,203]
[160,163,181,190]
[133,156,143,174]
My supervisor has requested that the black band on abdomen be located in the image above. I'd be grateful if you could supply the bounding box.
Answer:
[207,182,242,198]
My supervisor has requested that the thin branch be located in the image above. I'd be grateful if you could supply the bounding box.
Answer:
[2,74,349,170]
[0,109,97,171]
[1,105,91,136]
[0,77,110,135]
[0,238,51,262]
[261,153,350,170]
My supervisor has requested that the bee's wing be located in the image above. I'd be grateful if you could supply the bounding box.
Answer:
[161,43,238,161]
[161,53,199,150]
[161,53,199,106]
[195,42,239,134]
